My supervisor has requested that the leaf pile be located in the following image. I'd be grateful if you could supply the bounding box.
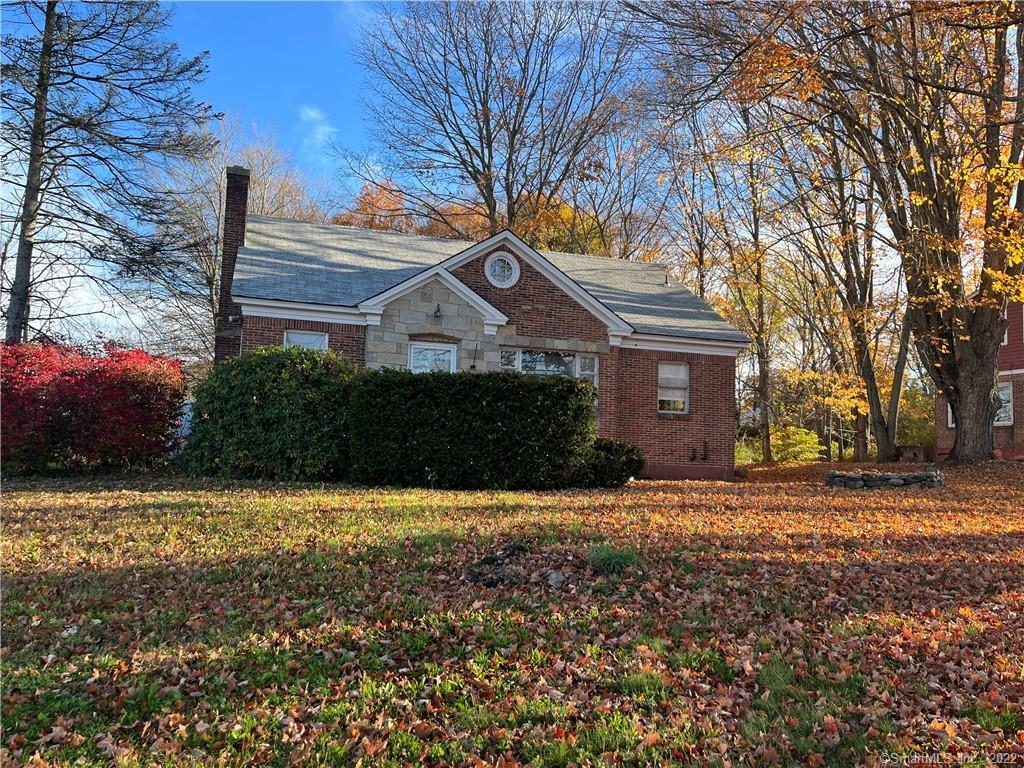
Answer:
[3,462,1023,766]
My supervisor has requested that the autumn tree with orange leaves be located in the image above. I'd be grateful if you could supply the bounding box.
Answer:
[634,0,1023,463]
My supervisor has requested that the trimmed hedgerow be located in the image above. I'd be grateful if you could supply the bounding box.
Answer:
[182,346,355,480]
[348,369,596,489]
[1,343,185,474]
[581,438,646,488]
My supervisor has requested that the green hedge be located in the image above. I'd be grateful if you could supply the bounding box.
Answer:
[348,369,596,489]
[581,438,646,487]
[181,346,355,480]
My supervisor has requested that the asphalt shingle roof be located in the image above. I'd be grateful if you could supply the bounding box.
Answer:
[234,215,747,344]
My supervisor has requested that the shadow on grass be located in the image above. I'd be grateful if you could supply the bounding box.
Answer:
[5,517,1022,765]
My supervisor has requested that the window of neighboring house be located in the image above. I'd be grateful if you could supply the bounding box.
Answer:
[409,342,457,373]
[499,349,598,386]
[657,362,690,414]
[283,330,328,351]
[948,382,1015,427]
[995,381,1014,426]
[1002,306,1008,346]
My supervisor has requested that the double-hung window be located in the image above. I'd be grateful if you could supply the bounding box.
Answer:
[948,382,1014,427]
[499,349,598,387]
[409,342,457,373]
[283,330,328,351]
[657,362,690,413]
[995,382,1014,426]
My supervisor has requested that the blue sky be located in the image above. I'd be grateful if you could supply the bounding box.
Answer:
[166,1,377,181]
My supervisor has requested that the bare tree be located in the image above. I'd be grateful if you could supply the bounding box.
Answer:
[1,0,215,342]
[342,0,636,243]
[561,106,672,261]
[665,114,728,300]
[685,104,786,462]
[137,119,331,371]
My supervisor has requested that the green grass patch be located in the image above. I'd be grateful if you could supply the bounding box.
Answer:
[588,543,641,576]
[965,703,1021,732]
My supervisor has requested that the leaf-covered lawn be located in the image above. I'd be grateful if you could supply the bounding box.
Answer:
[4,463,1023,767]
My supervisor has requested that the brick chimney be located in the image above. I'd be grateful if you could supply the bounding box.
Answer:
[214,166,250,361]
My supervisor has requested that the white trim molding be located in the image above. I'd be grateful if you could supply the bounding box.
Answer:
[234,296,368,325]
[483,250,520,288]
[358,267,509,335]
[408,341,457,373]
[236,230,751,356]
[616,332,748,358]
[431,230,635,338]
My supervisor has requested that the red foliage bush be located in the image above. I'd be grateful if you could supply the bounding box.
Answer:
[1,343,185,472]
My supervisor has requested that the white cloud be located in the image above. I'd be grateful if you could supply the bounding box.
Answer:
[299,105,326,123]
[331,2,380,41]
[299,104,337,149]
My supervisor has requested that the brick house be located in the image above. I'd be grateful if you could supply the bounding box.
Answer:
[215,167,748,479]
[936,300,1023,459]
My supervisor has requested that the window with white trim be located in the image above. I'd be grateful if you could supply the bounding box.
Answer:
[948,382,1014,427]
[283,330,328,351]
[995,381,1013,426]
[484,251,520,288]
[657,362,690,413]
[499,349,598,386]
[409,342,457,373]
[1002,306,1008,346]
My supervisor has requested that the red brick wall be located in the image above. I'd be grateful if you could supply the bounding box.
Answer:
[240,316,366,366]
[214,167,250,361]
[603,347,737,480]
[936,373,1024,459]
[223,238,742,479]
[451,248,608,343]
[999,301,1024,371]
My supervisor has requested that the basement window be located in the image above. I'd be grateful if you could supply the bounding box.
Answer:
[283,330,328,351]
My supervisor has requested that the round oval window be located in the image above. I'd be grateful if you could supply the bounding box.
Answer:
[484,251,520,288]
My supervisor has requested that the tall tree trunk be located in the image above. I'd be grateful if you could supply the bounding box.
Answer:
[853,410,869,461]
[880,314,912,459]
[948,344,999,462]
[756,341,772,462]
[6,0,57,343]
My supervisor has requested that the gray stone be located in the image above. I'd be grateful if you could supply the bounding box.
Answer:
[546,571,566,588]
[826,469,943,491]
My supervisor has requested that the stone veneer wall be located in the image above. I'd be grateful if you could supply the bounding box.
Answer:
[366,279,494,372]
[365,278,611,376]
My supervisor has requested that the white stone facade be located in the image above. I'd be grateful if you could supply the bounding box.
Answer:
[365,278,610,373]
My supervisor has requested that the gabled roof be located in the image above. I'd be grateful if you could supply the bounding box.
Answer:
[233,215,747,345]
[542,251,746,342]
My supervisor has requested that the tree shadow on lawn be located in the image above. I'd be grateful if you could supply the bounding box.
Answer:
[5,525,1022,763]
[7,526,1021,668]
